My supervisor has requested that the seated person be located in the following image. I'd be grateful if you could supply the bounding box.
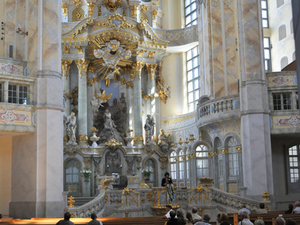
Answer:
[87,213,103,225]
[238,212,253,225]
[167,211,178,225]
[162,205,174,219]
[284,204,293,214]
[238,204,251,215]
[256,203,267,214]
[56,212,74,225]
[191,207,202,222]
[176,209,186,225]
[195,214,211,225]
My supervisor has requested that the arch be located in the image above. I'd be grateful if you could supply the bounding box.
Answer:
[278,24,287,41]
[191,140,212,151]
[276,0,284,8]
[223,133,241,148]
[280,56,289,70]
[64,158,82,196]
[142,157,158,186]
[213,135,223,149]
[72,7,84,22]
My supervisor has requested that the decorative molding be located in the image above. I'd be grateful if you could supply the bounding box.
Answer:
[0,109,30,124]
[161,113,196,125]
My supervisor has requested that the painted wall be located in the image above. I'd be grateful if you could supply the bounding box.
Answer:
[161,0,183,30]
[0,1,5,57]
[0,136,12,218]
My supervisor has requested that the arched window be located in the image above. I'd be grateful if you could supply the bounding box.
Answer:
[228,137,239,176]
[65,159,81,196]
[278,24,287,41]
[196,144,209,178]
[277,0,284,8]
[281,56,288,70]
[170,151,177,179]
[290,19,294,34]
[145,158,156,185]
[179,150,184,180]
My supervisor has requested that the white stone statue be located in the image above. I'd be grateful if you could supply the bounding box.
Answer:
[65,112,77,145]
[91,90,113,117]
[104,109,116,130]
[144,114,155,143]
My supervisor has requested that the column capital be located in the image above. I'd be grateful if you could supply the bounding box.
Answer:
[145,63,157,81]
[61,60,73,76]
[132,61,145,80]
[75,59,89,78]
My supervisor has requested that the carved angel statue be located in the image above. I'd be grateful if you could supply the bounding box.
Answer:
[104,109,116,130]
[64,112,77,145]
[91,90,113,116]
[158,129,170,153]
[144,114,155,143]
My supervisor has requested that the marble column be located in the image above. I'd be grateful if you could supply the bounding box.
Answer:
[10,0,65,219]
[75,58,89,145]
[87,65,96,137]
[132,61,145,145]
[238,0,274,198]
[62,60,72,116]
[126,73,134,131]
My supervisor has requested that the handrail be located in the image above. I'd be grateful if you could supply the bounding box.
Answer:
[68,189,106,218]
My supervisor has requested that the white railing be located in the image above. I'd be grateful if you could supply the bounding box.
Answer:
[68,189,106,218]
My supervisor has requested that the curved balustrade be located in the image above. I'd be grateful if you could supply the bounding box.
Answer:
[68,189,106,218]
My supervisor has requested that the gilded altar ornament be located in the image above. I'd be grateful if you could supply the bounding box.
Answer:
[262,191,270,201]
[221,148,229,154]
[61,2,68,19]
[83,157,91,170]
[189,134,196,142]
[132,61,145,80]
[73,0,82,7]
[74,46,83,53]
[236,146,242,152]
[103,0,122,12]
[100,178,115,189]
[146,192,152,201]
[78,134,88,141]
[184,138,189,145]
[130,5,138,19]
[122,8,126,16]
[140,4,148,12]
[152,10,158,24]
[104,193,108,203]
[98,6,102,16]
[146,63,157,81]
[137,179,149,188]
[199,177,214,187]
[148,51,156,58]
[87,2,95,16]
[104,138,123,148]
[75,59,89,78]
[178,138,183,146]
[64,46,71,54]
[68,196,75,207]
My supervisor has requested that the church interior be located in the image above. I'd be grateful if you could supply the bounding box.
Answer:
[0,0,300,222]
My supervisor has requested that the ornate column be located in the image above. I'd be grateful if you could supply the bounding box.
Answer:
[62,60,72,116]
[239,0,274,198]
[3,81,8,102]
[87,64,96,137]
[132,61,145,145]
[75,58,89,145]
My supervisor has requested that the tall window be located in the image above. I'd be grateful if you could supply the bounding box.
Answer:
[8,84,28,104]
[273,93,291,110]
[170,151,177,179]
[288,146,299,183]
[261,0,269,28]
[187,46,200,112]
[65,159,80,183]
[196,144,209,178]
[0,83,3,102]
[185,0,197,27]
[280,56,288,70]
[179,150,184,179]
[228,137,239,176]
[263,37,271,71]
[278,24,287,41]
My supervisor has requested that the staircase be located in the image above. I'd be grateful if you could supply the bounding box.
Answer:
[73,197,94,207]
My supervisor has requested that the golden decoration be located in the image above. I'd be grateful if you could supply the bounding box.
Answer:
[199,208,203,216]
[122,187,140,195]
[146,192,153,201]
[72,7,84,21]
[148,51,156,58]
[63,135,69,142]
[145,63,157,81]
[184,139,189,145]
[68,196,75,207]
[265,205,269,211]
[73,0,81,7]
[262,191,270,201]
[191,153,196,158]
[175,157,179,162]
[87,2,95,16]
[137,179,149,188]
[221,148,229,154]
[75,59,89,78]
[70,212,75,218]
[98,6,101,16]
[152,10,158,24]
[83,157,90,170]
[187,155,192,160]
[78,134,88,141]
[122,8,126,16]
[159,157,168,169]
[133,135,143,144]
[130,5,138,19]
[103,0,122,12]
[161,114,196,125]
[199,131,203,140]
[69,186,75,191]
[94,90,113,102]
[74,46,83,53]
[208,150,218,157]
[96,13,136,30]
[132,61,145,80]
[182,156,186,161]
[63,16,93,37]
[104,138,123,148]
[61,60,72,75]
[140,4,148,12]
[61,2,68,19]
[199,177,214,187]
[104,193,108,203]
[64,46,71,54]
[91,127,98,133]
[100,178,115,189]
[178,138,183,146]
[189,134,196,142]
[236,146,242,152]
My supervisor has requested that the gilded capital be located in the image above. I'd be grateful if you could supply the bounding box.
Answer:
[140,4,148,13]
[98,6,102,16]
[145,63,157,81]
[236,146,242,152]
[132,61,145,80]
[130,5,138,19]
[75,59,89,78]
[87,2,95,16]
[64,46,71,54]
[152,10,158,24]
[61,2,68,19]
[73,0,82,7]
[74,46,83,54]
[61,60,72,75]
[221,148,229,154]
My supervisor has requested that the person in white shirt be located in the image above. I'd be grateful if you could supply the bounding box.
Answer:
[192,207,203,222]
[162,205,174,219]
[238,204,251,215]
[238,211,253,225]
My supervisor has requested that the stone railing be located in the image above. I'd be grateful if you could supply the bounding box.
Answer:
[197,95,240,126]
[209,187,271,212]
[68,189,106,218]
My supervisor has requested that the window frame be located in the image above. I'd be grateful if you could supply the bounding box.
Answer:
[8,83,29,105]
[261,0,269,28]
[263,37,272,71]
[170,151,177,180]
[0,82,3,102]
[184,0,198,27]
[272,92,292,111]
[195,144,210,179]
[286,145,300,192]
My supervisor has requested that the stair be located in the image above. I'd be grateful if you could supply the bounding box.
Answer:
[73,197,94,207]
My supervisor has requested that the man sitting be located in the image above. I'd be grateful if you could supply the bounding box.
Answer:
[256,203,267,214]
[56,212,74,225]
[167,211,178,225]
[162,205,174,219]
[238,204,251,215]
[195,214,211,225]
[238,211,253,225]
[191,207,202,222]
[87,213,103,225]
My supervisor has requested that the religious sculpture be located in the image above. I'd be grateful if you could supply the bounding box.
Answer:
[65,112,77,145]
[91,90,113,117]
[144,114,155,143]
[158,129,169,153]
[104,109,116,129]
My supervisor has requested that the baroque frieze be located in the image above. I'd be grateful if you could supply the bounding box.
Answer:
[0,109,30,124]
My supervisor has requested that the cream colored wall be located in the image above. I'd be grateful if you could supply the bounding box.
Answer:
[161,0,184,29]
[0,136,12,218]
[267,0,295,71]
[0,1,5,57]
